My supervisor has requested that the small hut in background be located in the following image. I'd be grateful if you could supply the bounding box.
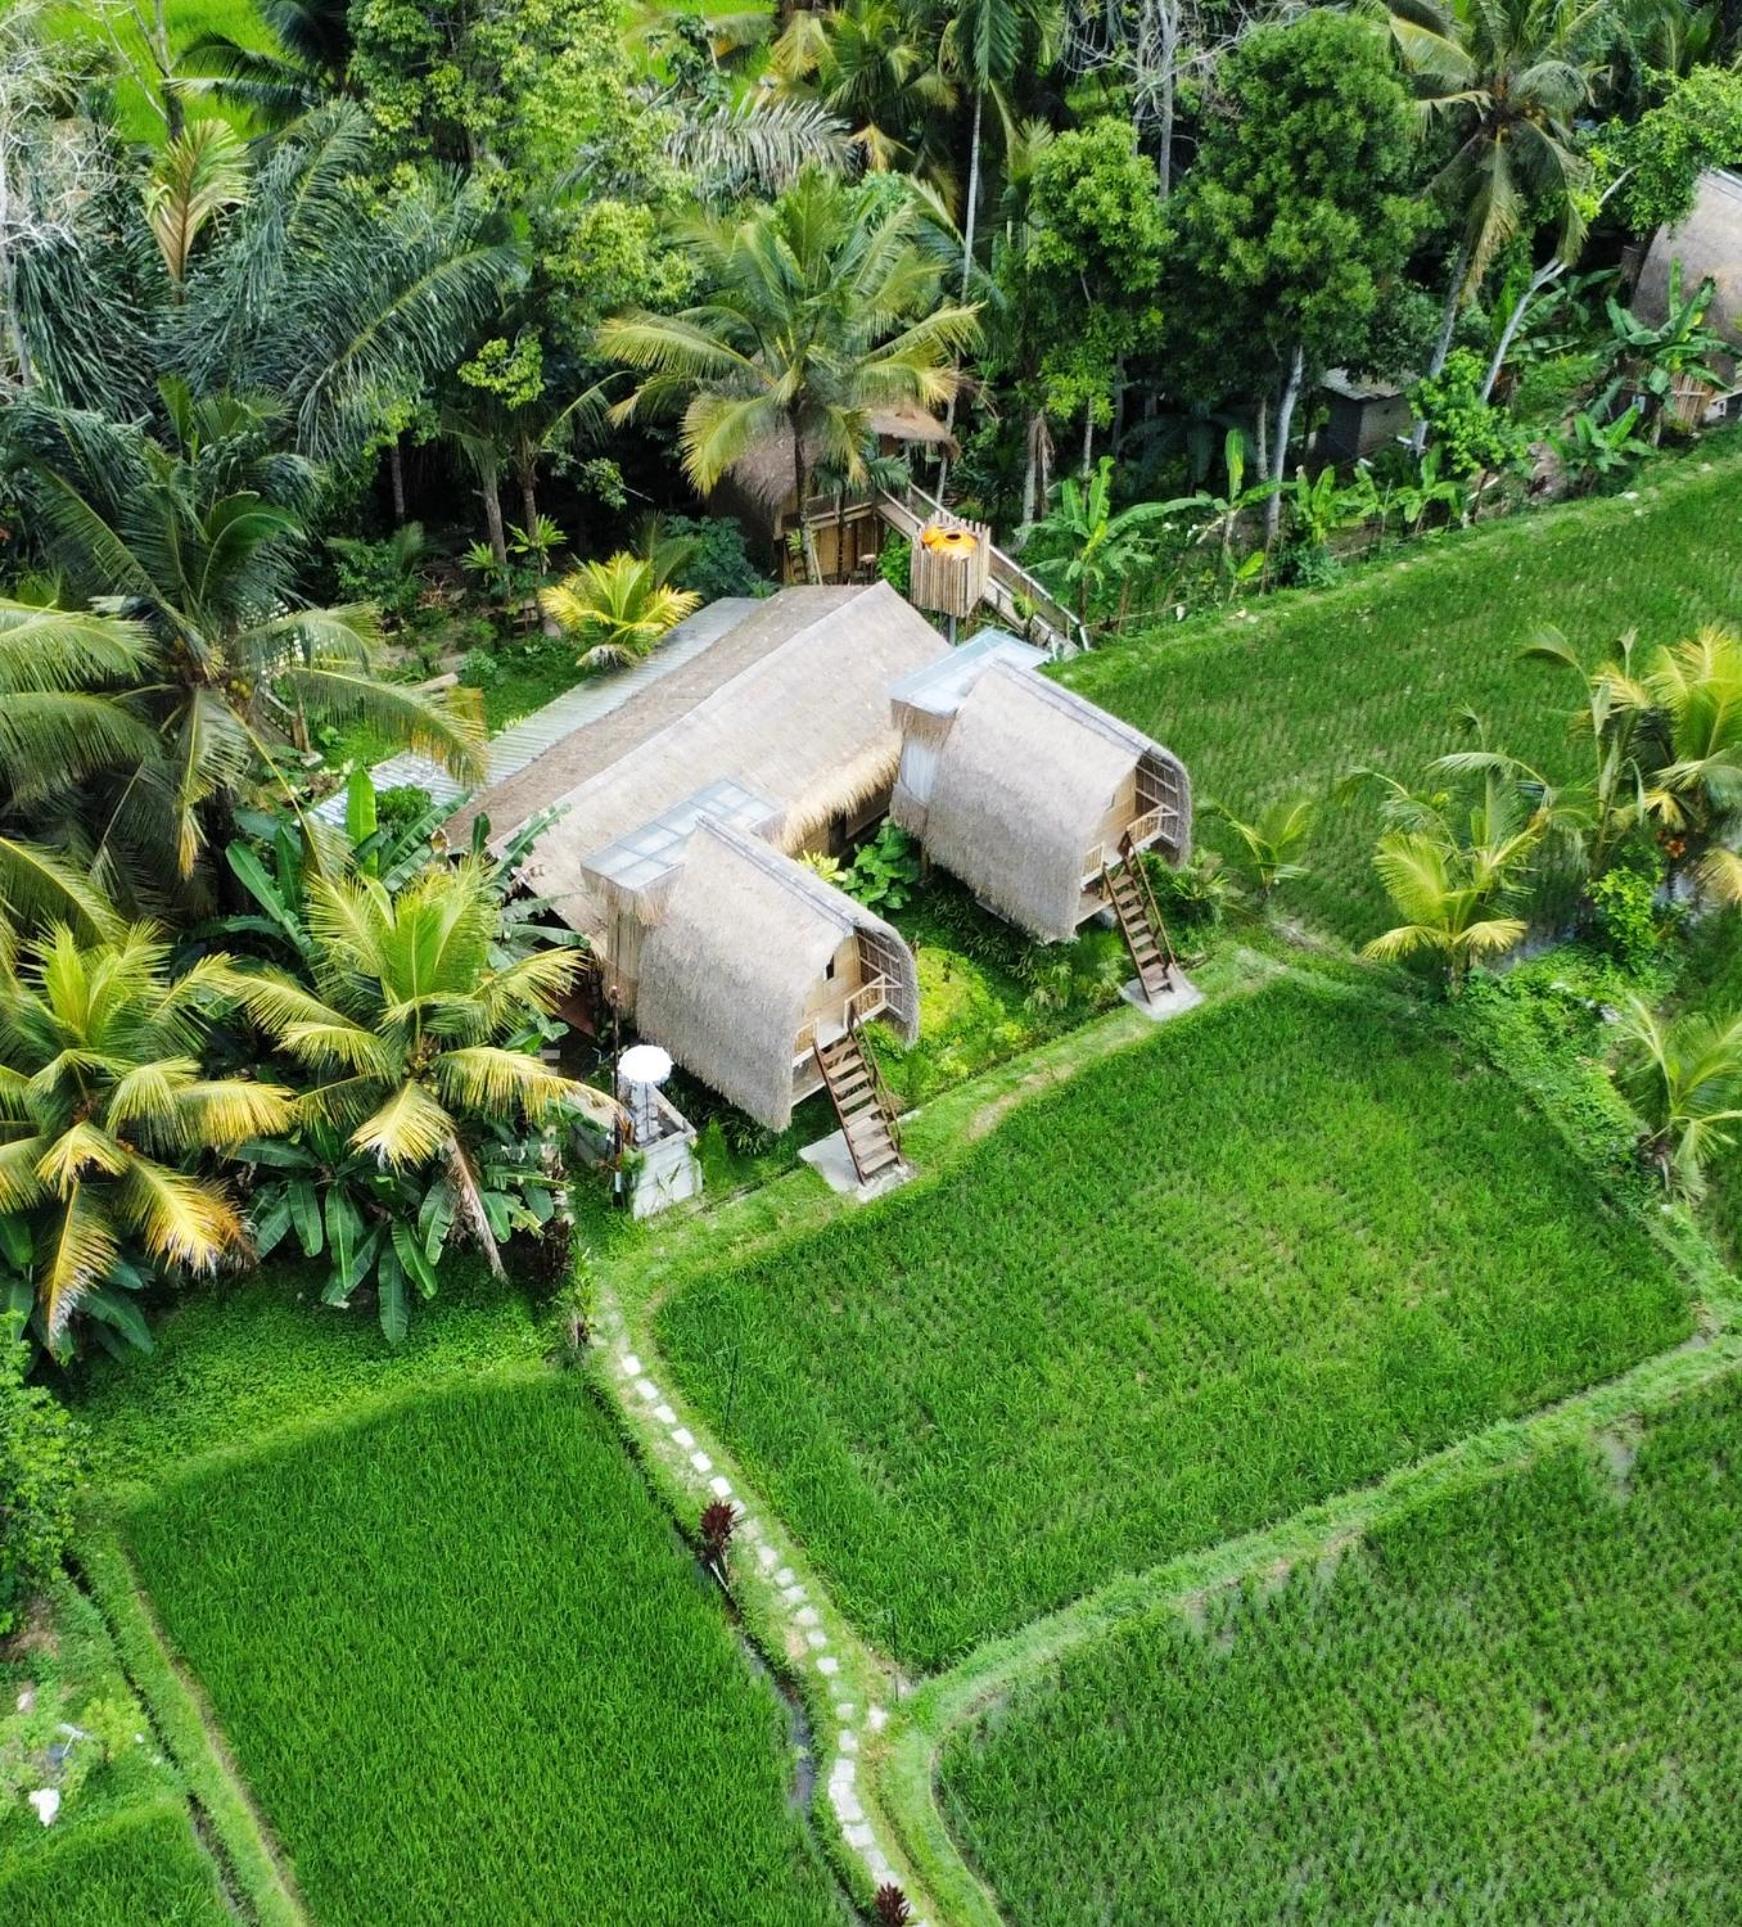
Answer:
[890,634,1192,943]
[588,807,919,1131]
[711,408,957,580]
[1317,369,1414,464]
[1634,168,1742,419]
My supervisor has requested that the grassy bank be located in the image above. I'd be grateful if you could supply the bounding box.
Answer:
[117,1373,845,1927]
[937,1371,1742,1923]
[656,976,1692,1668]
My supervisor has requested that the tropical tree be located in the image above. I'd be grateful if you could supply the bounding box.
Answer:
[540,553,702,670]
[229,862,620,1330]
[1356,762,1547,990]
[2,390,486,892]
[0,923,293,1357]
[1614,996,1742,1194]
[772,0,956,178]
[1387,0,1615,390]
[1210,795,1317,902]
[183,0,355,130]
[943,0,1058,296]
[1025,457,1178,627]
[599,169,981,537]
[0,602,156,938]
[143,122,249,295]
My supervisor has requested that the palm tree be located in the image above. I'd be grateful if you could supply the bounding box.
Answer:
[1615,996,1742,1194]
[0,602,157,938]
[143,122,249,295]
[944,0,1057,297]
[772,0,956,179]
[1387,0,1615,389]
[599,168,980,534]
[540,554,702,671]
[0,922,293,1355]
[1210,795,1317,902]
[182,0,354,130]
[230,861,618,1284]
[3,390,486,891]
[1356,763,1545,991]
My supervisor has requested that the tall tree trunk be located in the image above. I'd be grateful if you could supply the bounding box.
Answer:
[152,0,184,139]
[1020,409,1043,530]
[1482,256,1565,404]
[1266,344,1305,549]
[960,89,984,303]
[1111,356,1129,455]
[519,466,539,542]
[1080,408,1094,478]
[388,439,407,524]
[1413,234,1471,453]
[790,406,816,584]
[479,466,509,571]
[1158,67,1176,201]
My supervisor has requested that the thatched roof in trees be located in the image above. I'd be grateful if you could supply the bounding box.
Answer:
[728,406,956,510]
[513,581,950,935]
[901,662,1192,943]
[1636,169,1742,371]
[636,818,920,1129]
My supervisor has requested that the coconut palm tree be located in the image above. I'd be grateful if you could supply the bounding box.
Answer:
[0,602,157,938]
[182,0,355,130]
[599,168,981,525]
[772,0,957,179]
[3,389,486,892]
[1387,0,1616,386]
[1210,795,1318,902]
[540,553,702,671]
[943,0,1058,296]
[1614,995,1742,1194]
[0,922,294,1355]
[1357,762,1545,991]
[230,861,619,1292]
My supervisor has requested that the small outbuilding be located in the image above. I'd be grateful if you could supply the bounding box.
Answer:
[890,632,1192,943]
[1317,369,1414,464]
[585,798,919,1131]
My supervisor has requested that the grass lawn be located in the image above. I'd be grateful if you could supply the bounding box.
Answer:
[655,976,1693,1669]
[118,1373,845,1927]
[1060,438,1742,942]
[937,1372,1742,1925]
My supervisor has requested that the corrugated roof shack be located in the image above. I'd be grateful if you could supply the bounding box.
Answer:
[891,633,1192,943]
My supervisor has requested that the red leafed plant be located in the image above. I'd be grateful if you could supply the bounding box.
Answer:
[874,1884,911,1925]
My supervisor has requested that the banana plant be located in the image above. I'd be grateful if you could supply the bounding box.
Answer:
[1554,405,1652,496]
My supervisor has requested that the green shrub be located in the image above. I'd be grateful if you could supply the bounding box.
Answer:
[0,1338,79,1638]
[658,514,769,601]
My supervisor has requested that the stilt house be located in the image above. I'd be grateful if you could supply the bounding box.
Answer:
[889,632,1192,943]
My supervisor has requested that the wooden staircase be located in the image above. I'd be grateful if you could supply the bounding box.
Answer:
[813,1013,904,1186]
[1104,845,1178,1005]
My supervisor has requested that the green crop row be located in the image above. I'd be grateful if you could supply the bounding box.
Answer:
[0,1801,232,1926]
[938,1369,1742,1924]
[1059,440,1742,942]
[655,976,1692,1669]
[119,1374,846,1927]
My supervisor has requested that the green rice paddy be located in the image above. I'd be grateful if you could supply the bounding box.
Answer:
[1060,440,1742,940]
[656,977,1692,1668]
[119,1374,846,1927]
[938,1373,1742,1924]
[0,1803,231,1926]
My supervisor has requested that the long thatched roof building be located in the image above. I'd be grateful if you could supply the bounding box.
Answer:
[1635,168,1742,383]
[890,633,1192,942]
[629,815,920,1129]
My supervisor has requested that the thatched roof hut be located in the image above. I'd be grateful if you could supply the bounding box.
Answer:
[633,817,920,1129]
[892,647,1192,942]
[1635,168,1742,380]
[497,582,949,938]
[725,407,957,516]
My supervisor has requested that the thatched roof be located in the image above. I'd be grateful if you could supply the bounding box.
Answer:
[516,581,950,936]
[635,818,920,1130]
[895,661,1192,942]
[728,407,956,511]
[1636,169,1742,370]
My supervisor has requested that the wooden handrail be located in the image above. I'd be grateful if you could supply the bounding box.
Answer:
[847,1002,902,1160]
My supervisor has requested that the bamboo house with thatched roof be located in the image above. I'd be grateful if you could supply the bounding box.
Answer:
[585,799,920,1130]
[890,632,1193,943]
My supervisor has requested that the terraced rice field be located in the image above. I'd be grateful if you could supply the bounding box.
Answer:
[119,1375,845,1927]
[0,1804,231,1926]
[656,977,1692,1667]
[1060,442,1742,941]
[938,1372,1742,1924]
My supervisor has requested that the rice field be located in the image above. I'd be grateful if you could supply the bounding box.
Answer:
[655,977,1692,1668]
[1060,441,1742,940]
[119,1375,847,1927]
[0,1803,231,1926]
[938,1372,1742,1924]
